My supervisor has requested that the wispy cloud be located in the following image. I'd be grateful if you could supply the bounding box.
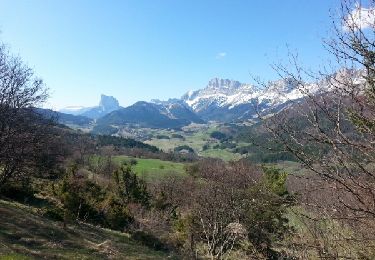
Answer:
[216,52,227,59]
[343,2,375,31]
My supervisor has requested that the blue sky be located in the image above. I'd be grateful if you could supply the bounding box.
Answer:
[0,0,340,109]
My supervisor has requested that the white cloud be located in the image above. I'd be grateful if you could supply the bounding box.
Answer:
[216,52,227,59]
[343,2,375,31]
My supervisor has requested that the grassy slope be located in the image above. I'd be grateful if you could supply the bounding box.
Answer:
[270,161,314,175]
[113,156,187,181]
[199,149,243,161]
[145,130,210,153]
[88,155,187,181]
[0,200,174,260]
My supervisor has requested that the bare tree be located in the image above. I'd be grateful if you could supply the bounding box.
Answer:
[254,0,375,257]
[187,159,291,259]
[0,43,53,189]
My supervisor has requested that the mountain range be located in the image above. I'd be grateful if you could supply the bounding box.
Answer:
[95,100,204,130]
[180,78,304,122]
[36,108,94,127]
[56,69,362,132]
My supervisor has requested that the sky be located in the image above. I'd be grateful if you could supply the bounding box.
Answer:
[0,0,343,109]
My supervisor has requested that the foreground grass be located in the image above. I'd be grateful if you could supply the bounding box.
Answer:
[0,200,175,260]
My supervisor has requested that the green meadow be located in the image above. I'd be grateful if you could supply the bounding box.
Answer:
[112,156,187,181]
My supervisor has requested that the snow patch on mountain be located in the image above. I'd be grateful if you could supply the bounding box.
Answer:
[181,77,308,113]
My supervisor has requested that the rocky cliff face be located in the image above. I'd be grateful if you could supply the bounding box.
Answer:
[180,77,313,122]
[99,94,120,112]
[180,70,366,122]
[181,78,255,112]
[60,94,121,119]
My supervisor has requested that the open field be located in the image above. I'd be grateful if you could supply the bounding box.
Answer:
[89,154,187,181]
[112,156,187,181]
[199,149,243,161]
[144,126,216,153]
[0,200,175,260]
[144,123,245,161]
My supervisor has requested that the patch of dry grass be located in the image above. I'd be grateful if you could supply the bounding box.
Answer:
[0,200,175,259]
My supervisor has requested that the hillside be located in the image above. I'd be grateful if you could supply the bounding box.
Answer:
[0,200,175,260]
[94,101,204,133]
[36,108,93,127]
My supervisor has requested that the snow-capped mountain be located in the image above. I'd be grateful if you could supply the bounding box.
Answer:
[180,69,365,122]
[180,77,305,122]
[182,78,257,111]
[58,69,365,129]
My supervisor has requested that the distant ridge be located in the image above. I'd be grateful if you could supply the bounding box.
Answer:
[60,94,121,119]
[36,108,93,127]
[93,101,204,134]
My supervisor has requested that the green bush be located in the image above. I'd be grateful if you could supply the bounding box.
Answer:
[103,196,133,230]
[171,133,185,140]
[132,230,168,251]
[174,145,194,153]
[262,166,288,196]
[155,135,170,139]
[113,165,150,206]
[0,254,33,260]
[210,131,227,141]
[43,207,64,221]
[58,165,106,225]
[218,142,236,149]
[0,181,35,203]
[129,158,138,166]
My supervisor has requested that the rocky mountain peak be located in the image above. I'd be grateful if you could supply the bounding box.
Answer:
[207,78,243,90]
[267,78,300,93]
[99,94,120,112]
[181,78,255,111]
